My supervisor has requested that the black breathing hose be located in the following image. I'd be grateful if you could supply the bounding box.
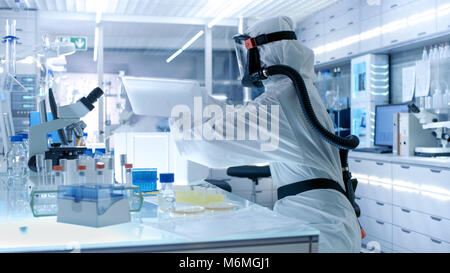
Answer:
[263,65,360,150]
[262,65,361,217]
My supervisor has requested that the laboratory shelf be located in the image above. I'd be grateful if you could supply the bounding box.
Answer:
[0,179,319,253]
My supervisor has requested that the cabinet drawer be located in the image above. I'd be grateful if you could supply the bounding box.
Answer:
[393,206,450,242]
[393,226,450,253]
[355,179,392,204]
[393,244,414,253]
[357,197,393,224]
[392,163,450,190]
[362,235,393,253]
[359,16,382,53]
[359,216,393,243]
[407,0,437,38]
[393,184,450,220]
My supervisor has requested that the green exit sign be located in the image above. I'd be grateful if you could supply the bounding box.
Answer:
[59,36,87,51]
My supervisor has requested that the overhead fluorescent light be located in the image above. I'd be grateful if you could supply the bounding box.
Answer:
[166,30,204,63]
[167,0,254,63]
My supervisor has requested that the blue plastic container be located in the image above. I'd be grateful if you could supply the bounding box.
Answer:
[132,168,157,192]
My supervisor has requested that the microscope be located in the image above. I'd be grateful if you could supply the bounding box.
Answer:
[408,103,450,157]
[28,87,104,171]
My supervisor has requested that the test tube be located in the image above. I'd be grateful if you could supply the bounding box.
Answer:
[53,166,64,186]
[35,154,45,187]
[125,163,133,185]
[44,159,53,186]
[77,165,87,184]
[96,162,105,184]
[120,154,127,184]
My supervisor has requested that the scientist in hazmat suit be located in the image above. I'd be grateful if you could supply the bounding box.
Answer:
[169,16,361,253]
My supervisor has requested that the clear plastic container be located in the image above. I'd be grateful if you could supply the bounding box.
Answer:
[6,136,27,181]
[96,162,105,184]
[125,163,133,185]
[77,165,87,184]
[53,165,64,186]
[158,173,175,216]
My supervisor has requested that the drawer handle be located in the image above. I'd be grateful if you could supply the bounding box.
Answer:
[376,162,384,166]
[330,57,335,60]
[348,22,354,26]
[401,208,411,213]
[376,220,385,225]
[401,228,411,234]
[347,52,353,55]
[348,8,354,12]
[330,28,336,32]
[430,169,441,173]
[417,32,426,36]
[329,15,335,19]
[400,165,410,169]
[355,196,361,200]
[430,216,442,222]
[355,159,362,163]
[376,202,385,206]
[391,40,398,44]
[315,34,320,38]
[390,4,398,9]
[431,238,442,244]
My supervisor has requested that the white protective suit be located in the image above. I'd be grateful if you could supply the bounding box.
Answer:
[169,16,361,253]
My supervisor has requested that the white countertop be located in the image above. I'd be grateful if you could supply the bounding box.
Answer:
[349,151,450,169]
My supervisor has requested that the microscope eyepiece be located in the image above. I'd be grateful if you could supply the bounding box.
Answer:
[86,87,104,104]
[79,87,104,111]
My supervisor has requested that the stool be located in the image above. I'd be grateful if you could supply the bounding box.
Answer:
[226,165,271,203]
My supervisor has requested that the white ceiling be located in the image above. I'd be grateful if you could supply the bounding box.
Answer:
[0,0,340,50]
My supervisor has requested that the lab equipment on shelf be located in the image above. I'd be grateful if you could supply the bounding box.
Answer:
[158,173,175,218]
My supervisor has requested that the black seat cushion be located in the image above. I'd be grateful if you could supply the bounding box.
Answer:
[204,179,232,192]
[227,165,271,179]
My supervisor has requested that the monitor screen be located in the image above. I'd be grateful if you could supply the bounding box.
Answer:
[375,104,409,147]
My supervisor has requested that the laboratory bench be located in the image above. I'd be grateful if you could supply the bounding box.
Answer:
[349,151,450,253]
[0,179,319,253]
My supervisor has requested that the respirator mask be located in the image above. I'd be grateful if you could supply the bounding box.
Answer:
[233,31,297,88]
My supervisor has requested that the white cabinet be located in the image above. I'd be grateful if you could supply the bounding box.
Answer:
[381,0,415,12]
[359,16,382,57]
[357,196,393,224]
[407,0,437,39]
[393,226,450,253]
[349,152,450,253]
[437,0,450,32]
[393,206,450,242]
[359,215,393,245]
[392,163,450,219]
[381,3,412,47]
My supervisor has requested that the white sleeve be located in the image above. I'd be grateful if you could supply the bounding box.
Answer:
[169,86,303,168]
